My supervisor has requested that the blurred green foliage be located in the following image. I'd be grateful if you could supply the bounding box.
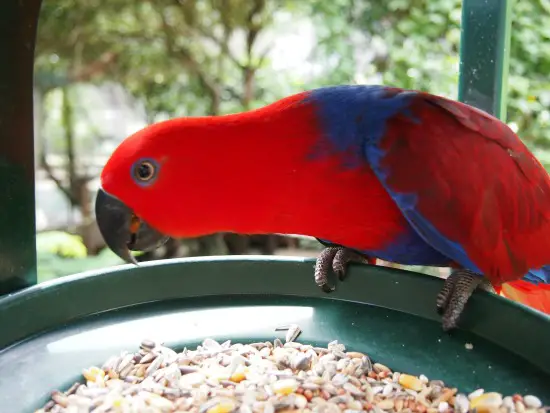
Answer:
[34,0,550,278]
[38,247,123,282]
[36,231,121,281]
[36,230,88,258]
[36,0,550,158]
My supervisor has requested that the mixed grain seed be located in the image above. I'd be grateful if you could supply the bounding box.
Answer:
[37,334,547,413]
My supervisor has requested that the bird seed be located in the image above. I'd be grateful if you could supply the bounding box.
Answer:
[36,336,548,413]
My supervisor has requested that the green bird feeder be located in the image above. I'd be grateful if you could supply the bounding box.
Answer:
[0,0,549,412]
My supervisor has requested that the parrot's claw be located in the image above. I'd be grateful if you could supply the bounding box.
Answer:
[436,269,495,331]
[314,246,370,292]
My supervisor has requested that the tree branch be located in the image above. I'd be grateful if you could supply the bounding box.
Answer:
[245,0,266,63]
[68,51,119,82]
[171,0,244,69]
[157,7,222,113]
[256,44,272,68]
[39,154,79,206]
[241,0,267,107]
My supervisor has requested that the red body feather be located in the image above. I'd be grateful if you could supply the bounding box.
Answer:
[498,281,550,314]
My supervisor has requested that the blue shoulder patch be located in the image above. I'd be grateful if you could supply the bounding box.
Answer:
[306,85,417,170]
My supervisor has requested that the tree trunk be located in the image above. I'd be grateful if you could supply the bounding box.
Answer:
[61,87,78,209]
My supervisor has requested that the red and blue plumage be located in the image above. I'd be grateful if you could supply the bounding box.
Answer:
[95,84,550,330]
[309,85,550,279]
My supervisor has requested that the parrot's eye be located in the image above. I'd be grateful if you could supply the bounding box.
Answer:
[132,159,158,185]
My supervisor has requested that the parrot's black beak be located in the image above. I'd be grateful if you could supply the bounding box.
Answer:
[95,188,170,264]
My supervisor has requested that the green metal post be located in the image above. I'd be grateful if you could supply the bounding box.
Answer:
[458,0,513,121]
[0,0,42,295]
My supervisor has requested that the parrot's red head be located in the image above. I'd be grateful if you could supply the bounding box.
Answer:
[96,115,268,263]
[95,118,196,263]
[95,91,317,264]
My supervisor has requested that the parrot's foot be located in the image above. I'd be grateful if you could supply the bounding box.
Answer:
[436,269,495,331]
[314,246,371,293]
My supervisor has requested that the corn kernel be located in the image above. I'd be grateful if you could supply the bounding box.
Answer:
[470,392,503,412]
[272,378,299,395]
[398,374,423,391]
[112,398,125,408]
[230,371,246,383]
[82,366,105,382]
[206,401,236,413]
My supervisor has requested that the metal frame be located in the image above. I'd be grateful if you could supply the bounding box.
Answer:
[0,0,513,296]
[458,0,513,121]
[0,0,41,296]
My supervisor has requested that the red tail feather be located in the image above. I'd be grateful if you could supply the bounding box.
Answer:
[496,280,550,315]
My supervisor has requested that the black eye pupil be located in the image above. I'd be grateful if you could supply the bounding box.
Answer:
[135,162,154,181]
[138,164,150,178]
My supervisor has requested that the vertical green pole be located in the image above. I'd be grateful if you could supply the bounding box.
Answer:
[0,0,42,295]
[458,0,513,121]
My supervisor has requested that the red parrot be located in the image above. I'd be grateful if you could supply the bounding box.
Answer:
[95,85,550,330]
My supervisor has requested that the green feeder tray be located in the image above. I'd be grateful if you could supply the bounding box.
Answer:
[0,256,549,413]
[0,1,546,411]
